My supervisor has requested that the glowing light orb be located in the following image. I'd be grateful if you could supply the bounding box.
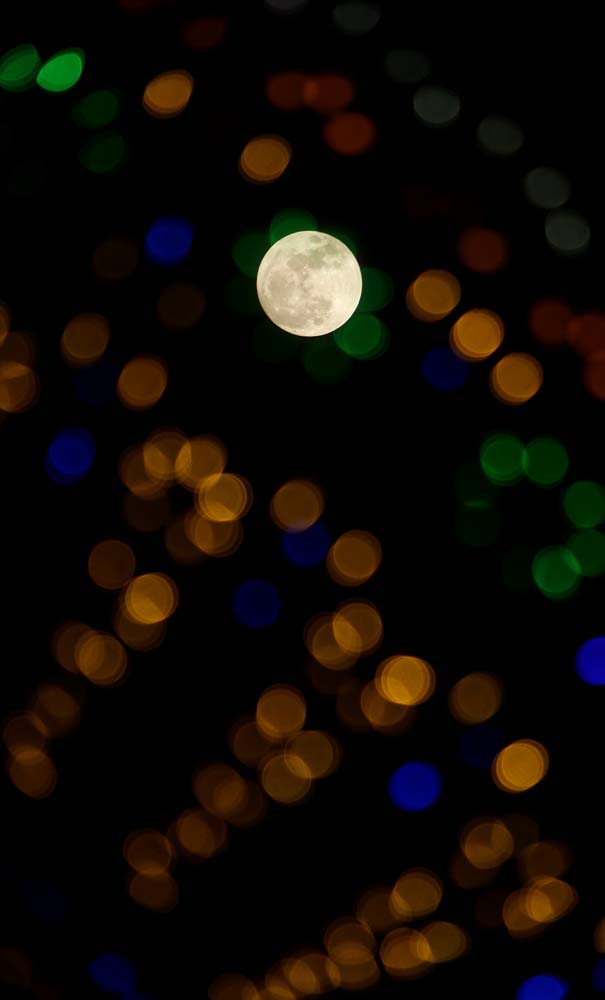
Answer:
[256,230,362,337]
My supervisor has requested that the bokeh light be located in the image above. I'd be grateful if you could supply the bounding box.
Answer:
[326,529,382,586]
[175,435,227,490]
[545,209,590,255]
[233,580,281,628]
[0,44,40,92]
[375,655,435,706]
[518,841,571,881]
[524,167,570,209]
[157,283,205,328]
[384,49,430,84]
[88,539,136,590]
[332,600,383,655]
[129,871,178,911]
[72,88,120,128]
[304,613,359,670]
[388,762,443,811]
[303,74,354,113]
[390,868,442,919]
[567,529,605,577]
[493,740,549,792]
[37,49,84,93]
[8,749,57,798]
[88,955,136,995]
[270,479,324,531]
[477,115,524,156]
[406,269,461,322]
[61,313,110,366]
[143,70,193,117]
[529,299,572,347]
[282,522,331,567]
[174,808,228,860]
[522,437,569,487]
[256,685,306,741]
[197,473,252,523]
[323,112,377,155]
[449,672,503,723]
[46,428,95,484]
[286,730,340,778]
[75,630,128,686]
[260,752,312,804]
[450,309,504,360]
[490,353,543,404]
[517,974,569,1000]
[266,71,307,110]
[532,546,581,600]
[413,85,460,127]
[239,136,292,182]
[418,921,469,963]
[124,573,178,624]
[575,637,605,685]
[93,236,138,279]
[117,355,168,409]
[0,362,39,413]
[145,216,193,265]
[460,818,514,868]
[124,830,174,875]
[458,227,509,273]
[562,480,605,528]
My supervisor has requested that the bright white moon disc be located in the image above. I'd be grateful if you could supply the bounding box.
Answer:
[256,230,363,337]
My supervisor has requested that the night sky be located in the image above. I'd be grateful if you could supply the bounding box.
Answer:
[1,4,603,999]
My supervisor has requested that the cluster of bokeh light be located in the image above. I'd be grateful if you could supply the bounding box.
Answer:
[0,304,40,416]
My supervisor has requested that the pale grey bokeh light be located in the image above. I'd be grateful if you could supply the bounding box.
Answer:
[524,167,571,209]
[413,85,460,127]
[545,209,590,255]
[477,115,524,156]
[256,231,363,337]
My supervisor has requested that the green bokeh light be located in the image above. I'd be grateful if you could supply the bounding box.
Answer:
[72,88,120,128]
[567,530,605,577]
[231,230,269,278]
[0,44,40,92]
[562,480,605,528]
[269,208,318,245]
[333,314,389,359]
[252,320,303,364]
[37,48,85,93]
[325,227,359,254]
[303,337,352,384]
[453,461,497,509]
[500,545,534,593]
[455,506,501,547]
[78,132,127,173]
[532,545,581,600]
[225,275,263,317]
[479,433,526,485]
[522,436,569,487]
[357,267,394,312]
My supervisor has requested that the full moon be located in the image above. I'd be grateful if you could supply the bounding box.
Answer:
[256,230,363,337]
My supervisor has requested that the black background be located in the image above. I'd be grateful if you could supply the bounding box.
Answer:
[0,3,602,998]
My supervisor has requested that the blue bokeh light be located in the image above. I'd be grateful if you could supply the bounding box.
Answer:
[145,215,193,266]
[516,974,569,1000]
[88,954,136,995]
[46,428,95,484]
[233,580,281,628]
[575,637,605,685]
[460,724,506,770]
[282,521,331,567]
[422,347,468,390]
[594,957,605,992]
[75,361,118,407]
[388,761,443,811]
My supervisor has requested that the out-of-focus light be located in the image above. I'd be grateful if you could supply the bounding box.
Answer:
[522,437,568,487]
[265,71,307,110]
[566,311,605,358]
[79,132,128,174]
[594,957,605,991]
[449,855,498,891]
[232,229,270,278]
[30,684,80,737]
[88,954,136,995]
[461,724,506,769]
[129,872,178,911]
[143,70,193,117]
[72,89,120,128]
[450,309,504,360]
[117,355,167,409]
[413,84,460,127]
[124,573,178,625]
[75,630,128,685]
[3,712,47,754]
[360,682,415,733]
[233,580,281,628]
[375,655,435,706]
[477,115,524,156]
[532,546,580,600]
[388,762,442,811]
[524,167,570,209]
[175,435,226,490]
[406,269,461,321]
[323,112,377,154]
[596,919,605,953]
[493,740,549,792]
[545,209,590,255]
[286,730,340,778]
[384,49,430,84]
[449,671,503,723]
[303,74,354,114]
[193,763,253,822]
[575,637,605,685]
[197,473,252,522]
[260,751,312,803]
[165,514,205,565]
[8,748,57,798]
[174,808,228,860]
[186,512,243,557]
[124,829,174,875]
[461,818,514,868]
[270,479,324,531]
[332,600,383,655]
[528,299,572,347]
[37,49,84,92]
[61,313,109,366]
[46,428,95,484]
[417,921,469,963]
[0,44,40,91]
[239,135,291,183]
[422,347,468,390]
[304,613,359,670]
[284,953,341,994]
[332,3,381,35]
[567,529,605,577]
[269,207,318,244]
[518,841,571,881]
[562,480,605,528]
[143,428,187,484]
[93,237,138,280]
[119,444,166,499]
[356,887,400,933]
[324,918,376,969]
[208,974,261,1000]
[51,620,90,673]
[391,868,441,911]
[326,529,382,586]
[256,685,306,740]
[113,603,166,651]
[145,216,193,265]
[380,928,431,978]
[525,877,577,923]
[180,15,227,49]
[333,314,389,360]
[282,521,331,567]
[454,460,496,507]
[229,719,274,768]
[0,362,39,412]
[490,353,543,404]
[358,267,394,312]
[88,539,135,590]
[516,974,569,1000]
[458,227,509,273]
[157,282,205,328]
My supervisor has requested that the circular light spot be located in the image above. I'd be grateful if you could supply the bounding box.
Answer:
[61,313,109,366]
[529,299,572,347]
[145,216,193,265]
[414,84,460,127]
[269,207,318,244]
[545,209,590,255]
[174,808,228,859]
[480,433,525,485]
[303,73,354,114]
[518,841,572,881]
[143,70,193,117]
[0,362,39,412]
[562,480,605,528]
[266,71,307,110]
[0,44,40,92]
[332,600,383,655]
[233,580,281,628]
[333,314,390,360]
[576,637,605,685]
[390,869,443,919]
[422,347,468,390]
[46,428,95,484]
[384,49,430,84]
[117,355,167,409]
[79,132,128,174]
[282,521,331,567]
[532,546,580,600]
[128,872,178,911]
[458,227,509,273]
[37,48,84,92]
[360,683,414,733]
[376,655,435,705]
[461,818,514,868]
[524,167,570,209]
[256,685,306,740]
[30,684,80,738]
[239,135,291,183]
[418,921,469,962]
[406,269,461,321]
[388,762,442,811]
[327,529,382,586]
[380,928,431,978]
[523,437,569,487]
[175,435,227,490]
[490,352,543,404]
[567,529,605,577]
[124,830,174,875]
[270,479,324,531]
[517,974,569,1000]
[260,752,312,804]
[286,730,340,778]
[323,112,377,154]
[493,740,549,792]
[450,309,504,360]
[143,428,187,484]
[88,539,135,590]
[449,672,503,723]
[197,473,251,522]
[477,115,524,156]
[75,631,128,685]
[356,887,399,933]
[9,749,57,798]
[304,613,358,670]
[88,955,136,995]
[72,88,120,128]
[124,573,178,624]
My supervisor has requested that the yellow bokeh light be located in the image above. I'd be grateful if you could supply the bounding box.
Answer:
[192,763,249,821]
[30,684,80,738]
[124,572,178,624]
[270,479,324,532]
[356,887,401,933]
[175,435,227,490]
[406,269,461,322]
[239,135,292,183]
[265,964,298,1000]
[449,308,504,360]
[229,719,274,768]
[113,602,167,651]
[3,713,47,754]
[185,511,243,557]
[51,620,90,673]
[360,682,414,733]
[61,313,110,366]
[390,869,443,920]
[517,841,571,881]
[375,655,435,706]
[336,958,380,989]
[332,600,383,656]
[502,889,543,938]
[449,851,497,889]
[493,740,549,792]
[8,748,57,798]
[117,355,168,409]
[124,829,174,875]
[460,818,514,869]
[143,428,188,484]
[0,361,39,413]
[449,672,503,724]
[336,678,372,732]
[129,871,178,912]
[256,685,306,741]
[88,538,136,590]
[119,444,166,499]
[326,530,382,586]
[196,473,252,522]
[174,808,228,860]
[380,928,431,978]
[304,614,359,670]
[164,515,205,565]
[75,630,128,686]
[416,921,469,963]
[143,69,194,117]
[209,974,261,1000]
[260,752,312,804]
[490,352,543,405]
[285,730,340,778]
[524,876,577,923]
[324,919,376,966]
[284,952,341,994]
